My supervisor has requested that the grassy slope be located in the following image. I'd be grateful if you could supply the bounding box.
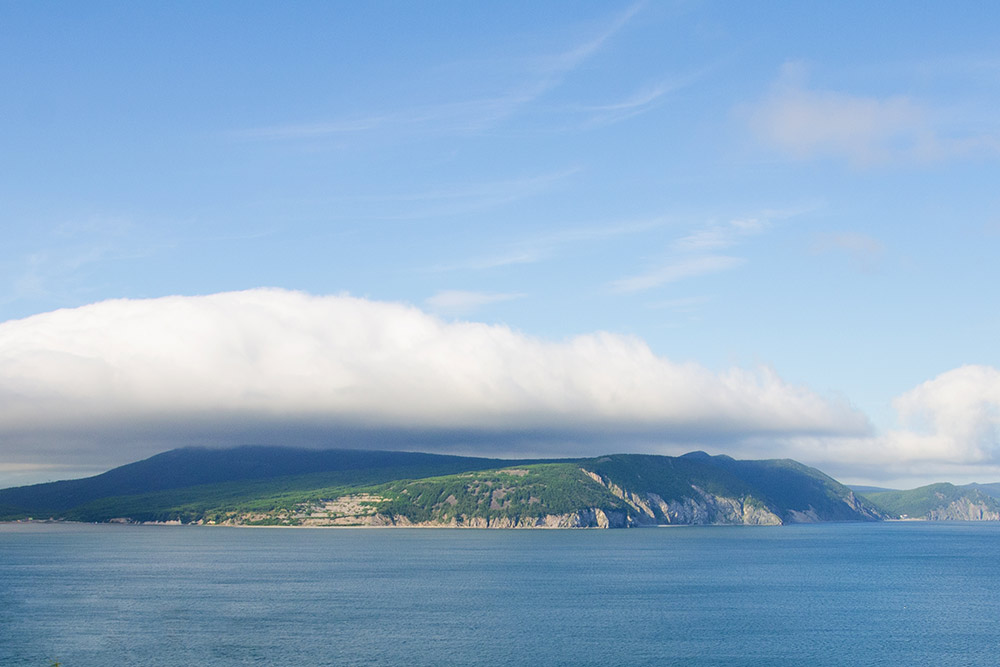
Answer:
[371,463,626,524]
[968,483,1000,500]
[0,448,540,521]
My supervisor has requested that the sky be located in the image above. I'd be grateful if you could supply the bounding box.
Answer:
[2,1,1000,489]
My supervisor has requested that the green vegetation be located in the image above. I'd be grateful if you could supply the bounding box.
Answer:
[0,448,538,522]
[578,452,885,523]
[371,463,626,524]
[860,483,1000,519]
[702,455,881,521]
[968,482,1000,500]
[0,445,893,526]
[581,453,755,500]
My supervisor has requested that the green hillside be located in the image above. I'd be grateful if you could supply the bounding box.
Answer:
[0,447,536,521]
[0,446,891,527]
[577,452,885,524]
[861,483,1000,520]
[368,463,629,526]
[968,483,1000,500]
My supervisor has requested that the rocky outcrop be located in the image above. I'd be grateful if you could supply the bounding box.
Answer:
[443,509,630,529]
[927,498,1000,521]
[840,491,888,521]
[785,508,822,523]
[581,469,783,526]
[274,496,632,529]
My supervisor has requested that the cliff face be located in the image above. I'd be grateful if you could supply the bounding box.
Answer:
[926,497,1000,521]
[576,454,890,526]
[581,469,782,526]
[229,504,631,529]
[840,490,888,521]
[393,508,632,529]
[860,483,1000,521]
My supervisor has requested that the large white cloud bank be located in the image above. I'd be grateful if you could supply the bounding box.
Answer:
[887,365,1000,464]
[781,365,1000,485]
[0,289,869,469]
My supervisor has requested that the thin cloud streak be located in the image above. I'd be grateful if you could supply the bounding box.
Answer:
[234,4,644,142]
[672,217,766,252]
[425,290,525,314]
[612,255,745,292]
[567,67,710,128]
[608,212,779,293]
[428,250,545,273]
[428,217,665,275]
[326,168,581,222]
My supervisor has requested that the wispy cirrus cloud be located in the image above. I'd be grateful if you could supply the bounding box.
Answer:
[428,250,544,273]
[427,216,665,274]
[565,66,710,129]
[332,167,581,221]
[612,255,745,292]
[610,216,769,293]
[671,217,767,252]
[236,4,645,142]
[1,216,159,315]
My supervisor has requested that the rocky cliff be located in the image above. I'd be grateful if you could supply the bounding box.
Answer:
[229,454,888,528]
[861,483,1000,521]
[581,469,782,525]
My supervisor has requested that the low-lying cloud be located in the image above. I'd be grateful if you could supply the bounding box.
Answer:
[888,365,1000,464]
[0,289,870,477]
[767,365,1000,486]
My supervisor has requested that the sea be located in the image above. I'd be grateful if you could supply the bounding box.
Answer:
[1,521,998,666]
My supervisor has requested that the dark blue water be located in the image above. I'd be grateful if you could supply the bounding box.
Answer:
[2,522,998,666]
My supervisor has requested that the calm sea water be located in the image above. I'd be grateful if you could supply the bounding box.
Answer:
[1,522,998,666]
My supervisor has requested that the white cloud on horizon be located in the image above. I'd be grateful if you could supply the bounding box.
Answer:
[0,289,869,475]
[5,290,999,488]
[763,365,1000,486]
[889,365,1000,464]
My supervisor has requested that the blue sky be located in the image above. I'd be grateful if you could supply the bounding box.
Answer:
[2,1,1000,488]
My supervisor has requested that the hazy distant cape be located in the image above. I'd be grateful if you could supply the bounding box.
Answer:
[1,446,994,527]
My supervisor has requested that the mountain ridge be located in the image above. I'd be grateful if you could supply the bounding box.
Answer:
[0,446,893,527]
